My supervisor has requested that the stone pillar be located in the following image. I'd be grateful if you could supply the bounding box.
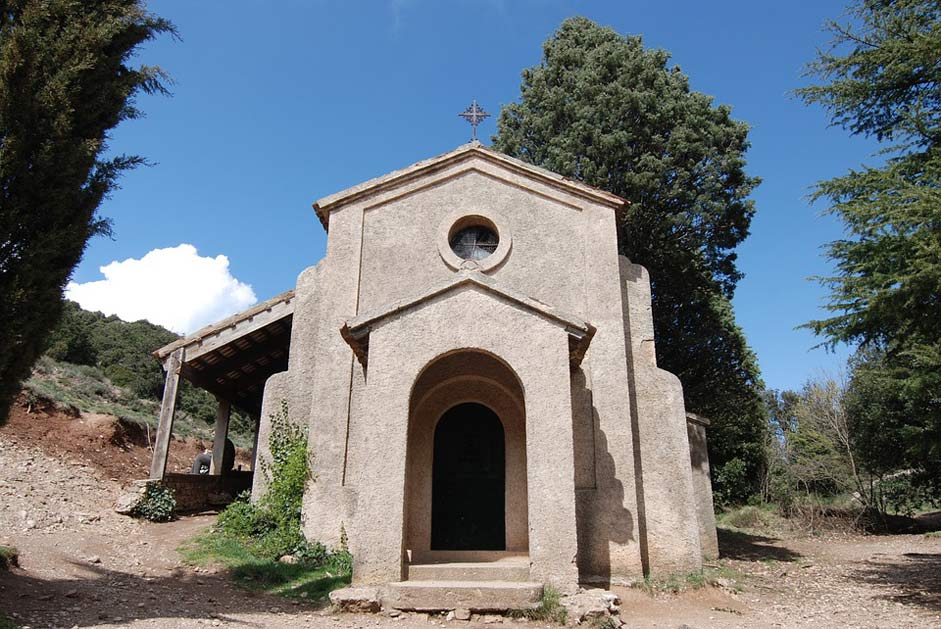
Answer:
[252,372,290,500]
[686,413,719,560]
[522,332,580,592]
[619,257,702,575]
[346,350,410,585]
[149,348,184,480]
[209,397,231,475]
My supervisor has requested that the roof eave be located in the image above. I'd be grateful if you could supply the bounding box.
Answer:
[341,272,595,368]
[152,289,296,362]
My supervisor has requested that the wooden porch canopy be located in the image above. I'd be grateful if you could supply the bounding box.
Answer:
[153,290,295,416]
[148,290,295,479]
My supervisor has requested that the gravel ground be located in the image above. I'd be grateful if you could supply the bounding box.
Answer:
[1,434,939,628]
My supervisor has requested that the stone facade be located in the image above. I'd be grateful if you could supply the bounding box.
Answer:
[253,143,717,589]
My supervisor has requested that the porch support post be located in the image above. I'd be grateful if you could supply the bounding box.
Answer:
[250,414,262,471]
[149,347,184,480]
[209,396,231,475]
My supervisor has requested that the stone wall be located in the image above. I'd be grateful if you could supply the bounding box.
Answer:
[686,413,719,560]
[163,471,253,512]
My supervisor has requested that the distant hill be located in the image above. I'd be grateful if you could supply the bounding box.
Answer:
[44,301,179,401]
[21,301,253,446]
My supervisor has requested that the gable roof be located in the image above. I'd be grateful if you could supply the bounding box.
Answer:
[312,142,628,230]
[340,271,596,368]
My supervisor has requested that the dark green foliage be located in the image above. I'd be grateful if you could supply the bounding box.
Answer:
[46,300,177,397]
[0,545,18,570]
[712,458,749,508]
[493,16,766,502]
[132,482,176,522]
[0,0,175,424]
[845,348,941,504]
[797,0,941,149]
[41,300,255,435]
[797,0,941,491]
[217,402,350,569]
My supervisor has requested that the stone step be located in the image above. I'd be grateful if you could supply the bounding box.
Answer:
[407,560,530,582]
[384,580,543,612]
[410,550,529,563]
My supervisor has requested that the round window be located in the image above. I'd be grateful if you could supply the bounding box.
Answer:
[449,225,499,261]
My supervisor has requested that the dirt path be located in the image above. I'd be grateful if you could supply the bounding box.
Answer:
[2,434,940,628]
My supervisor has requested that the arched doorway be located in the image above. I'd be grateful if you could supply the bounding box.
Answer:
[405,349,528,555]
[431,402,505,550]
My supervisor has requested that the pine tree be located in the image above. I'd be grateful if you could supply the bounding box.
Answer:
[0,0,174,423]
[797,0,941,489]
[493,16,766,503]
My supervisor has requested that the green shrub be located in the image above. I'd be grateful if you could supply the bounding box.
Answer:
[879,473,941,516]
[215,401,349,569]
[328,548,353,574]
[0,545,18,570]
[260,400,310,516]
[217,493,263,535]
[293,539,329,565]
[132,483,176,522]
[716,503,784,532]
[713,458,749,508]
[184,402,351,604]
[217,401,309,560]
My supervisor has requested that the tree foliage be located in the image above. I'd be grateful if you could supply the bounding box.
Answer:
[797,0,941,485]
[765,378,864,506]
[0,0,174,423]
[493,16,766,503]
[765,368,939,520]
[43,300,255,433]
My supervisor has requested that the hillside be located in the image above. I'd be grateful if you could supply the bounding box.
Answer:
[19,301,254,448]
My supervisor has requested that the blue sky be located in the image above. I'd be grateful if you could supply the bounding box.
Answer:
[69,0,876,393]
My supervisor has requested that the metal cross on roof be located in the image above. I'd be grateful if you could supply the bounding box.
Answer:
[458,99,491,141]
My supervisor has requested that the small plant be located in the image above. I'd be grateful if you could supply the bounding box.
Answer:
[684,570,706,588]
[0,545,19,571]
[327,548,353,574]
[641,569,713,593]
[132,482,176,522]
[593,617,620,629]
[293,539,329,565]
[512,585,567,624]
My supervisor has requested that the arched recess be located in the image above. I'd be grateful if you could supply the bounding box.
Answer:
[404,349,528,555]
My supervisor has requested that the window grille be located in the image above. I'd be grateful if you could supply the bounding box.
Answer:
[449,226,498,261]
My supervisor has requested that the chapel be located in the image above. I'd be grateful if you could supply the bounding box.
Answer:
[150,141,718,608]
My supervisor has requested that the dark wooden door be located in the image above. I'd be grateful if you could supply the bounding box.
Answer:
[431,402,506,550]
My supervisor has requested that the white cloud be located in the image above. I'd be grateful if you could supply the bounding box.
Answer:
[66,244,257,334]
